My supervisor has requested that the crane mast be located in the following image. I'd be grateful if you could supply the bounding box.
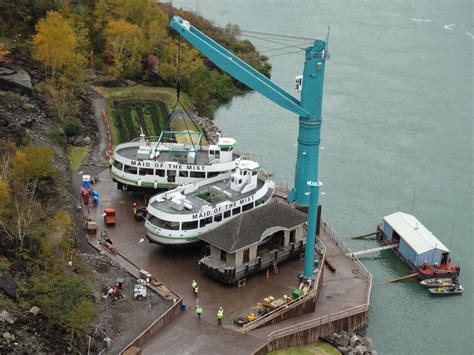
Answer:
[170,16,329,279]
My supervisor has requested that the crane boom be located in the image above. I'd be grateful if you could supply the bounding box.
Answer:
[171,16,329,279]
[170,16,309,118]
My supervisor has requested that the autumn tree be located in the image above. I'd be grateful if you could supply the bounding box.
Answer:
[104,19,145,77]
[32,11,85,78]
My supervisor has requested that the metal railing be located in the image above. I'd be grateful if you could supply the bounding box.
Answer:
[260,217,373,342]
[320,216,372,305]
[266,303,369,341]
[241,239,326,333]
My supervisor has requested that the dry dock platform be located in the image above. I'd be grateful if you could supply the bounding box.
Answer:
[83,169,371,354]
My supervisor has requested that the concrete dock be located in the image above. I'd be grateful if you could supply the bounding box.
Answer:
[84,169,371,354]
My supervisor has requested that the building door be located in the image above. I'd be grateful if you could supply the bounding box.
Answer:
[243,249,250,263]
[220,249,227,263]
[392,230,401,243]
[441,252,448,265]
[290,229,296,243]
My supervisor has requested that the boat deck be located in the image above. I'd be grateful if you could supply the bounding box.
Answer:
[116,144,213,165]
[149,178,267,215]
[85,169,371,354]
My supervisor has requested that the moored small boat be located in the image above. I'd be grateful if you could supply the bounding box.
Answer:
[428,284,464,295]
[420,278,456,288]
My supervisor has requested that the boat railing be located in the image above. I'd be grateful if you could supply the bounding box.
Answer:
[320,217,373,305]
[241,239,326,333]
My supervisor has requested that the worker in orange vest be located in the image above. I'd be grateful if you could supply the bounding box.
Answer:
[132,202,138,216]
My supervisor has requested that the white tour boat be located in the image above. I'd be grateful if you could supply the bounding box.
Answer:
[111,130,241,191]
[144,159,275,245]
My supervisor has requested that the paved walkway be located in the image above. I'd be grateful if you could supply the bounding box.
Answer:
[86,169,370,354]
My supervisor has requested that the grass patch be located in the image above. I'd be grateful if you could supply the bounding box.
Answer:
[269,341,340,355]
[172,117,208,145]
[68,145,89,171]
[92,85,195,145]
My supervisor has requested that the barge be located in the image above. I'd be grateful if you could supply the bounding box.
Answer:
[144,159,275,245]
[380,212,461,279]
[111,130,241,191]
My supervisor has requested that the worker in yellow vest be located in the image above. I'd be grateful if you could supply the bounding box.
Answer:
[217,307,224,325]
[192,280,197,295]
[196,305,203,319]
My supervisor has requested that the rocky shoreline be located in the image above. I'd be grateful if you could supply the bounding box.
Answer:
[325,330,377,355]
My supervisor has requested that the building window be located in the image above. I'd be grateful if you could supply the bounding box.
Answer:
[124,165,137,174]
[139,168,153,176]
[243,248,250,263]
[220,250,227,262]
[224,210,231,218]
[182,221,199,230]
[113,161,123,171]
[179,170,189,178]
[199,217,212,228]
[232,207,240,216]
[242,202,253,212]
[190,171,205,178]
[214,214,222,222]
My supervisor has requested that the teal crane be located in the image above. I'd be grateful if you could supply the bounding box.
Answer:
[170,16,329,279]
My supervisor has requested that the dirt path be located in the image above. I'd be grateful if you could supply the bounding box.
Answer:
[88,89,108,166]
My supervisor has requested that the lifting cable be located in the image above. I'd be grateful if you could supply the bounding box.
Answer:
[161,36,201,153]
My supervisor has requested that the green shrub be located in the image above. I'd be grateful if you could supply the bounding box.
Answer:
[64,119,83,137]
[47,125,66,146]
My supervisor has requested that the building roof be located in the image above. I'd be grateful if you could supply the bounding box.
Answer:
[383,212,449,254]
[198,202,308,253]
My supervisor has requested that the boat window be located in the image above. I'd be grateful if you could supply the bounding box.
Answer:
[221,146,233,152]
[156,169,165,177]
[242,202,253,212]
[113,161,123,171]
[167,170,176,183]
[124,165,138,174]
[207,171,219,178]
[224,210,231,218]
[214,214,222,222]
[139,168,154,176]
[199,217,212,228]
[252,170,258,176]
[238,179,242,184]
[190,171,205,178]
[163,220,180,230]
[182,221,199,230]
[179,170,189,178]
[232,207,240,216]
[149,216,180,230]
[242,171,247,175]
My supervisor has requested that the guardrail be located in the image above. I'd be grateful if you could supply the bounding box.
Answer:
[266,303,369,341]
[241,239,326,333]
[320,217,373,305]
[263,218,373,342]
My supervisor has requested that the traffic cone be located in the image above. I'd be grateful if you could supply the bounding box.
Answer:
[266,269,270,279]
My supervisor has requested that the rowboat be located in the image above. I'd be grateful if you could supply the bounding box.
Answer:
[428,285,464,295]
[420,278,456,288]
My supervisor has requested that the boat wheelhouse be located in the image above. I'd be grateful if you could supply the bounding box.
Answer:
[145,159,275,245]
[111,131,240,191]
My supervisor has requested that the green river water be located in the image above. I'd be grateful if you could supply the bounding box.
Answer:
[174,1,472,353]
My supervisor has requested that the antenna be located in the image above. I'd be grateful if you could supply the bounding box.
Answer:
[326,25,330,51]
[449,225,455,249]
[410,190,416,214]
[139,126,145,142]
